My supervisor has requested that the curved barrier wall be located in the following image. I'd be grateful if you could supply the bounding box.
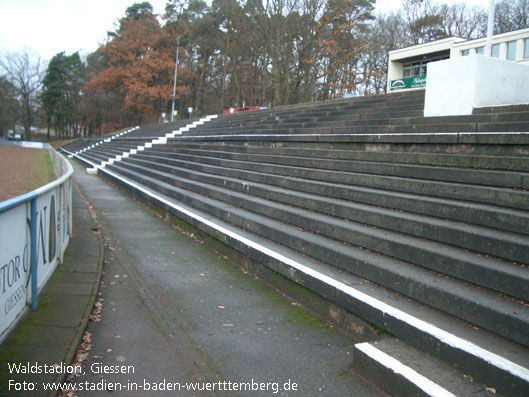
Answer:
[0,143,73,343]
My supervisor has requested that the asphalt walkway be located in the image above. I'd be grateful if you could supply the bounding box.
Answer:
[0,159,383,396]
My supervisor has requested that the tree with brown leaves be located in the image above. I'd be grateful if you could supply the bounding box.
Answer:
[85,3,176,126]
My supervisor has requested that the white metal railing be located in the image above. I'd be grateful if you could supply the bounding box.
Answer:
[0,143,73,343]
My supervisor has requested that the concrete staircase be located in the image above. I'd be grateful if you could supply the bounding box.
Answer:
[61,91,529,396]
[62,118,215,167]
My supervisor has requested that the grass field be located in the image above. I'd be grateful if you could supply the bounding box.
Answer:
[0,146,56,202]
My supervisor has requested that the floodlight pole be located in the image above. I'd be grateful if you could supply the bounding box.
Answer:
[486,0,495,57]
[171,38,181,122]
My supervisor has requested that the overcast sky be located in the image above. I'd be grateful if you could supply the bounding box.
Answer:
[0,0,492,61]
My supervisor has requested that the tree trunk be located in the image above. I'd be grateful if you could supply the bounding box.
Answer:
[272,53,281,106]
[23,96,32,141]
[220,33,231,111]
[195,49,210,111]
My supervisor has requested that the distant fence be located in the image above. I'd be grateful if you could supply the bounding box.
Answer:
[0,143,73,343]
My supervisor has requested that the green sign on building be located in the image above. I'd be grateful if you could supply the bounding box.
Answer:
[390,76,427,91]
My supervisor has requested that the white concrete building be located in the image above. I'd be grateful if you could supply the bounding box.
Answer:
[387,27,529,93]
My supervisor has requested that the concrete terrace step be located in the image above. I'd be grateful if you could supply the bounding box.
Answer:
[109,159,529,346]
[192,96,426,134]
[236,105,424,129]
[496,111,529,122]
[62,139,103,153]
[168,141,529,172]
[91,146,139,162]
[473,104,529,115]
[176,133,529,151]
[116,156,529,302]
[189,94,529,139]
[477,121,529,132]
[90,146,126,158]
[270,100,426,124]
[250,124,480,135]
[127,148,529,240]
[129,150,529,237]
[279,96,425,116]
[61,129,140,156]
[218,98,409,119]
[357,113,496,126]
[105,161,529,349]
[125,120,190,137]
[61,115,219,168]
[76,151,108,165]
[192,116,529,136]
[155,145,529,190]
[316,109,426,123]
[353,338,494,397]
[194,104,427,136]
[252,94,423,121]
[93,163,529,396]
[125,151,529,255]
[134,147,529,212]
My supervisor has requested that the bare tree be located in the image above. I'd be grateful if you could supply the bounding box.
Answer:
[495,0,529,34]
[361,11,412,94]
[402,0,445,44]
[0,76,18,139]
[438,3,487,39]
[246,0,300,106]
[0,48,44,140]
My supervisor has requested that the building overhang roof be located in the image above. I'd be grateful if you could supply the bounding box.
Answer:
[389,37,465,62]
